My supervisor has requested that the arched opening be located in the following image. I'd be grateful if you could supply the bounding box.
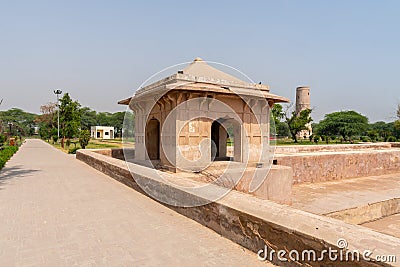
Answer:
[145,119,160,160]
[211,119,239,161]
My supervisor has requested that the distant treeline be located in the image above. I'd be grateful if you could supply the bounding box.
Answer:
[0,108,37,136]
[0,105,134,139]
[273,104,400,143]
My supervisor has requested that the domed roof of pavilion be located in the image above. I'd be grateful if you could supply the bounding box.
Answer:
[181,57,248,85]
[118,57,289,105]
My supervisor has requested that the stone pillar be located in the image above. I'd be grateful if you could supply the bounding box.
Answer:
[219,125,227,158]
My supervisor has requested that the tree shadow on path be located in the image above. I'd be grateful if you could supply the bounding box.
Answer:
[0,165,41,189]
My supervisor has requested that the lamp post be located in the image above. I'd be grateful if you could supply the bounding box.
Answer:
[8,122,13,137]
[53,89,62,140]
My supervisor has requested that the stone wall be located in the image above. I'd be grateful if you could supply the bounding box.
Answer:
[275,143,392,154]
[92,148,134,161]
[391,142,400,148]
[76,149,399,266]
[275,146,400,184]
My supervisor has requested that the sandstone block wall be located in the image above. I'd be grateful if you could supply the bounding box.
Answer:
[275,143,392,154]
[275,149,400,184]
[92,148,134,161]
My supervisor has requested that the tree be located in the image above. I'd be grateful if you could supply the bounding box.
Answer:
[79,130,91,149]
[109,112,127,138]
[271,104,290,138]
[369,121,393,141]
[121,111,135,139]
[272,104,284,126]
[284,107,312,143]
[397,104,400,120]
[394,104,400,140]
[0,108,37,136]
[36,102,57,140]
[38,103,57,126]
[366,130,379,142]
[59,93,81,148]
[394,120,400,138]
[276,122,290,137]
[316,111,368,141]
[80,107,97,130]
[38,124,50,141]
[97,112,113,126]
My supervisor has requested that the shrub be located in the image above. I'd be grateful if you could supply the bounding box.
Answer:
[79,130,91,149]
[367,130,379,142]
[387,136,397,142]
[361,136,371,142]
[68,147,79,154]
[325,136,332,144]
[0,134,6,147]
[0,146,18,169]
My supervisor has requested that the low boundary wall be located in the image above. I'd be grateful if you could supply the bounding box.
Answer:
[275,149,400,184]
[77,149,400,266]
[391,143,400,148]
[275,143,392,154]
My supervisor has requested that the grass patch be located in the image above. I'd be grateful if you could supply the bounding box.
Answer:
[0,146,18,170]
[46,138,132,154]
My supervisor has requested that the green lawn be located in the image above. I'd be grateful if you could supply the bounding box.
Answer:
[47,138,134,153]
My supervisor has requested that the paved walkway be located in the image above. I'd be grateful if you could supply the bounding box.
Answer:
[0,139,267,266]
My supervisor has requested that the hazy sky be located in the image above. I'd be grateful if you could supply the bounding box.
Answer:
[1,0,399,122]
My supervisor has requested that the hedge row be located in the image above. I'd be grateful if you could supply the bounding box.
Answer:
[0,146,18,170]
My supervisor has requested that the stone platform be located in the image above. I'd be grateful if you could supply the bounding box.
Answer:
[363,214,400,238]
[175,161,293,205]
[292,173,400,240]
[291,173,400,215]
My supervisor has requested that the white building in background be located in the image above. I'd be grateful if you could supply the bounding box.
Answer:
[33,126,40,135]
[91,126,115,139]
